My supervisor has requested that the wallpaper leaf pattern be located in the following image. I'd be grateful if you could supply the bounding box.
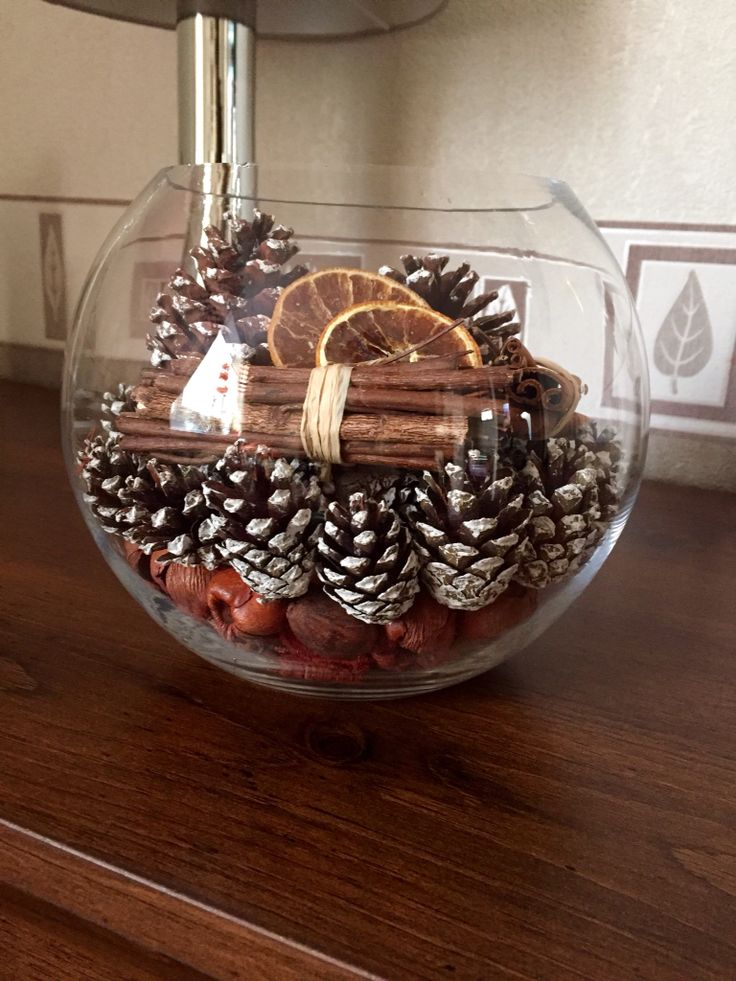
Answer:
[653,270,713,394]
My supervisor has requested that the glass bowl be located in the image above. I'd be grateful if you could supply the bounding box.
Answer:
[63,164,649,699]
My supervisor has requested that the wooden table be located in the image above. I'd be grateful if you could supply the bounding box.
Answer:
[1,380,735,980]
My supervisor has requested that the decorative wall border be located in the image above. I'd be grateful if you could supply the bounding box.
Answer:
[598,220,736,234]
[0,192,131,207]
[600,221,736,442]
[625,245,736,422]
[39,213,68,341]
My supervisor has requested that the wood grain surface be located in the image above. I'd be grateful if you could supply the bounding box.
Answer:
[1,381,735,980]
[0,883,208,980]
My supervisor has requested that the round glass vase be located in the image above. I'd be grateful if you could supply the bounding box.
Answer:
[63,164,649,699]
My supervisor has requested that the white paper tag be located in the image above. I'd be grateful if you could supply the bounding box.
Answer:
[169,332,247,435]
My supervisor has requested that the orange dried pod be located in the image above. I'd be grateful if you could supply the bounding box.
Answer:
[385,591,457,657]
[123,541,150,579]
[165,564,213,620]
[207,568,286,640]
[286,590,379,659]
[459,583,537,643]
[148,548,169,591]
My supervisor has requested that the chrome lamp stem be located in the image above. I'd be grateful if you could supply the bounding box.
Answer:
[176,3,256,165]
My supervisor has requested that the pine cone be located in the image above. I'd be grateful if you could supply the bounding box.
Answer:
[78,434,148,535]
[510,434,620,589]
[201,443,322,601]
[404,462,530,611]
[147,210,306,368]
[147,270,220,367]
[316,493,420,625]
[120,459,215,565]
[576,420,623,521]
[79,435,216,565]
[125,462,215,564]
[100,384,136,433]
[378,253,520,362]
[332,465,401,508]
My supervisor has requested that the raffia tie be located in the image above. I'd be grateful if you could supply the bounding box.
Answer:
[299,364,353,464]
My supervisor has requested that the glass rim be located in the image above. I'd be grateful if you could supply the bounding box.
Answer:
[160,162,571,214]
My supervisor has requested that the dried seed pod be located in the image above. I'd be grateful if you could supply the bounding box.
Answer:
[207,568,286,640]
[370,643,417,673]
[149,548,170,591]
[286,590,379,659]
[459,583,537,643]
[123,540,151,580]
[385,590,457,658]
[165,564,214,620]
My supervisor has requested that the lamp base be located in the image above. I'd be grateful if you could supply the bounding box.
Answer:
[43,0,448,39]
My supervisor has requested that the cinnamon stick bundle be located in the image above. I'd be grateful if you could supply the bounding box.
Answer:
[121,353,582,468]
[117,403,465,469]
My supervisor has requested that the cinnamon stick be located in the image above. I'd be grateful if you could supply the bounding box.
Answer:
[152,452,222,465]
[116,413,237,442]
[117,414,456,467]
[119,435,234,455]
[169,356,203,375]
[244,380,506,417]
[342,440,457,459]
[126,442,443,471]
[129,389,180,420]
[132,381,507,424]
[240,363,517,393]
[242,404,467,450]
[240,442,443,470]
[153,374,188,394]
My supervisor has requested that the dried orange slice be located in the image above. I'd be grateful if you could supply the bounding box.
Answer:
[268,268,427,367]
[316,302,482,367]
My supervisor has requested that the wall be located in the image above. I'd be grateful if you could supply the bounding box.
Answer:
[1,0,735,487]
